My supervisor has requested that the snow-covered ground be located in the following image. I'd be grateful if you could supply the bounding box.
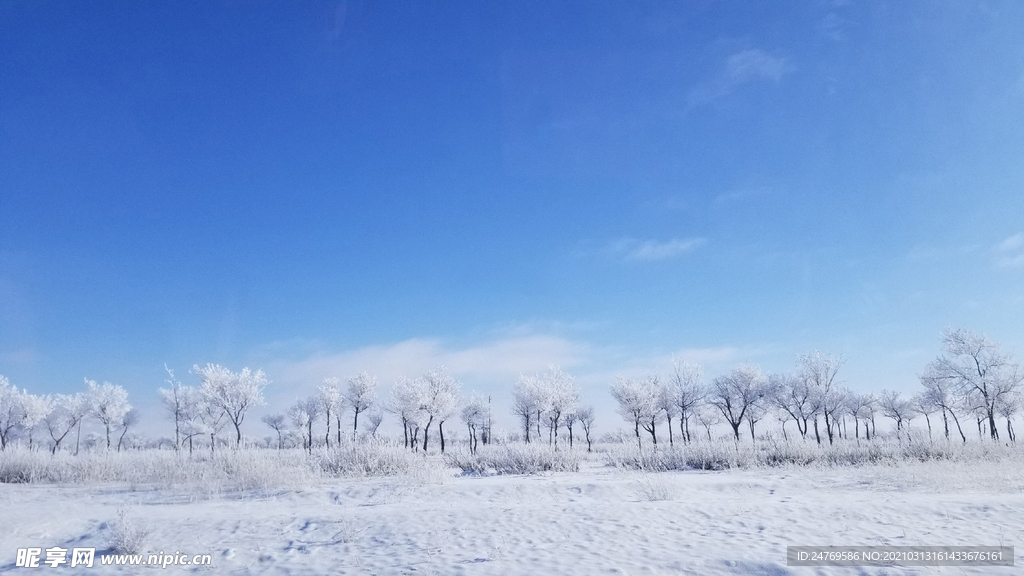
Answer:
[3,458,1022,575]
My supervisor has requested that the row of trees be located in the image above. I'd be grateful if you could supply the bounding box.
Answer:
[511,366,596,451]
[261,367,502,455]
[263,372,381,452]
[606,329,1023,448]
[0,377,138,453]
[157,364,268,453]
[2,328,1017,454]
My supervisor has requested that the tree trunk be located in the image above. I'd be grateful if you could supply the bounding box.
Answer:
[553,414,560,449]
[353,408,361,441]
[813,418,821,445]
[324,407,331,448]
[948,410,966,443]
[422,415,434,452]
[439,420,446,453]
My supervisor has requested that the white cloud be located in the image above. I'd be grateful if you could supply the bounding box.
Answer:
[265,335,589,398]
[609,237,706,261]
[252,333,764,438]
[996,232,1024,253]
[0,348,39,364]
[994,232,1024,268]
[689,48,792,106]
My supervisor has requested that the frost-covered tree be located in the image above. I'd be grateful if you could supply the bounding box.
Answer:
[797,351,844,444]
[387,377,424,449]
[0,375,23,450]
[563,409,580,449]
[461,392,487,454]
[319,378,344,447]
[363,409,384,437]
[18,392,52,450]
[771,372,817,440]
[346,372,377,441]
[919,375,966,443]
[176,385,205,455]
[419,366,460,453]
[637,375,665,446]
[708,365,767,441]
[537,366,579,449]
[288,404,311,450]
[289,396,322,452]
[158,365,193,451]
[261,413,287,449]
[744,378,778,442]
[44,393,86,454]
[655,380,678,446]
[193,364,268,446]
[116,408,139,452]
[610,376,661,450]
[921,328,1022,440]
[998,393,1019,442]
[667,358,704,444]
[845,393,876,442]
[879,389,914,440]
[511,375,544,443]
[695,405,722,441]
[577,405,596,452]
[196,394,228,453]
[86,379,131,450]
[912,392,939,440]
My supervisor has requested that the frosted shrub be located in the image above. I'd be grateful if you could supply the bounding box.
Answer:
[632,474,675,501]
[105,508,149,555]
[446,443,581,475]
[312,438,446,479]
[0,447,318,492]
[604,437,1024,471]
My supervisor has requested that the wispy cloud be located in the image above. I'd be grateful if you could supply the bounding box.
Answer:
[608,237,706,261]
[689,48,792,106]
[714,187,772,204]
[264,334,590,398]
[255,332,764,436]
[994,232,1024,268]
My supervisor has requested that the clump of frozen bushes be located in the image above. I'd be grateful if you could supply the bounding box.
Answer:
[312,438,447,479]
[0,439,449,491]
[603,435,1024,471]
[445,443,581,475]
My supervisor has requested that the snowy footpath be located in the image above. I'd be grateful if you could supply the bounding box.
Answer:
[2,460,1022,575]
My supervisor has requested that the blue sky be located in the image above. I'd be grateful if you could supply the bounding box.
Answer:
[2,1,1023,435]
